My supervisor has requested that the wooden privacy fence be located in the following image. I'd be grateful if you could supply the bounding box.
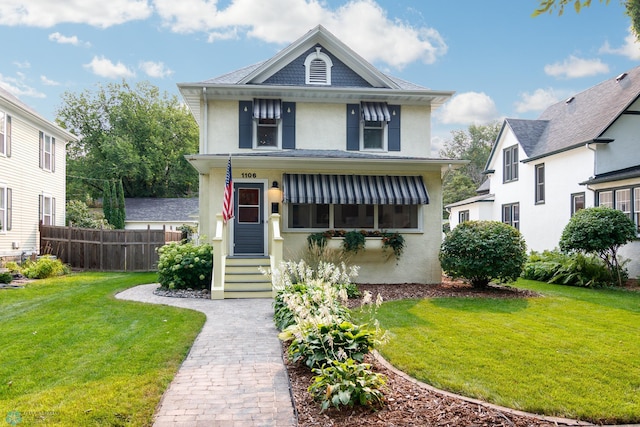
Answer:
[40,225,183,272]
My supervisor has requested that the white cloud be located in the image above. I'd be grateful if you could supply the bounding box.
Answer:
[0,0,152,28]
[83,56,135,79]
[40,75,60,86]
[544,55,609,79]
[0,73,46,99]
[436,92,500,125]
[153,0,448,69]
[139,61,174,78]
[599,27,640,60]
[48,32,90,47]
[514,88,563,113]
[12,61,30,69]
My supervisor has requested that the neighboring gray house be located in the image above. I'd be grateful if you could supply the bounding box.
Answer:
[124,198,199,231]
[448,66,640,278]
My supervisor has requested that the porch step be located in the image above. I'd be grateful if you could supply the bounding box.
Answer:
[224,256,272,299]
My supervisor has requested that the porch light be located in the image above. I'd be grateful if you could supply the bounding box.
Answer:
[268,181,281,214]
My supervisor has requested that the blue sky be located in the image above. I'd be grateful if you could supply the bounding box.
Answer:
[0,0,638,154]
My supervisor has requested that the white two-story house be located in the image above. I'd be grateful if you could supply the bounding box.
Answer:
[0,87,76,260]
[448,66,640,279]
[179,25,463,298]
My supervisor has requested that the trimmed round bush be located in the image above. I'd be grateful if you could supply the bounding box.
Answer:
[439,220,527,288]
[559,207,636,286]
[157,242,213,290]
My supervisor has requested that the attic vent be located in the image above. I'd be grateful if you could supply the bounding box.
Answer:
[309,59,327,84]
[565,96,575,104]
[616,72,628,82]
[304,46,333,85]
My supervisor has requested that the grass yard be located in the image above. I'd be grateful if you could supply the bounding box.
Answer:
[373,279,640,424]
[0,272,205,426]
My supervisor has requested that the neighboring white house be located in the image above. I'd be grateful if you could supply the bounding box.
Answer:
[448,66,640,278]
[124,198,199,231]
[178,25,464,298]
[0,87,77,260]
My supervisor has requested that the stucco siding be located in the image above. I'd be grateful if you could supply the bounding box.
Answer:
[595,107,640,175]
[295,103,345,151]
[399,105,431,157]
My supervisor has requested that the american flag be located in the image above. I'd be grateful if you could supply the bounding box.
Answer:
[222,157,234,223]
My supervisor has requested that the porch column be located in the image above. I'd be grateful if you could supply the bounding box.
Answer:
[210,213,226,299]
[269,213,284,297]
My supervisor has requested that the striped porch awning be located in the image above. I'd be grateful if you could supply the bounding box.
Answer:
[253,99,281,119]
[361,102,391,122]
[282,174,429,205]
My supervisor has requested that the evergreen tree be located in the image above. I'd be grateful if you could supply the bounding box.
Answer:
[103,180,113,226]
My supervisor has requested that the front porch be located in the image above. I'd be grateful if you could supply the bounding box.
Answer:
[210,213,283,299]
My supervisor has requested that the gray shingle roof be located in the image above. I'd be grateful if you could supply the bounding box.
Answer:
[505,118,549,156]
[125,198,199,222]
[197,149,446,161]
[521,66,640,160]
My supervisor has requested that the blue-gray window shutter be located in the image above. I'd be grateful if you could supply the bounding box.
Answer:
[388,105,401,152]
[282,102,296,149]
[39,131,43,169]
[346,104,360,151]
[6,188,11,231]
[6,116,11,158]
[239,101,253,148]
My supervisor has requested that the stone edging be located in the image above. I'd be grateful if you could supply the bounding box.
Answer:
[373,351,602,427]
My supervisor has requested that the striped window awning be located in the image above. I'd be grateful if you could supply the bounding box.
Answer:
[253,99,281,119]
[361,102,391,122]
[283,174,429,205]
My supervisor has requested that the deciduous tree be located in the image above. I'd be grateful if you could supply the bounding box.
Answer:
[57,81,199,200]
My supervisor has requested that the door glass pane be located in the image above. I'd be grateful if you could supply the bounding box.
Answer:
[238,188,260,224]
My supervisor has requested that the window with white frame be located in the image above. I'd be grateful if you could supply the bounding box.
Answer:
[635,188,640,234]
[253,99,281,148]
[598,190,613,208]
[535,163,545,204]
[0,186,9,232]
[458,210,470,224]
[40,131,55,172]
[503,145,519,183]
[615,188,632,220]
[362,120,386,150]
[287,203,419,230]
[304,47,333,85]
[571,192,585,216]
[0,111,6,156]
[40,194,55,226]
[502,202,520,230]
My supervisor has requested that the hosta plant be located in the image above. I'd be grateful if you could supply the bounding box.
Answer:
[308,359,386,412]
[282,321,376,369]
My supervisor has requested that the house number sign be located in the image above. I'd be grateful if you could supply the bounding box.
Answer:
[240,172,257,178]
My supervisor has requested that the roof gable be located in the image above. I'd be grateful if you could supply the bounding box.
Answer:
[239,25,399,89]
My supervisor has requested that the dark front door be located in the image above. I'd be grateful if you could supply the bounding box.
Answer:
[233,182,265,255]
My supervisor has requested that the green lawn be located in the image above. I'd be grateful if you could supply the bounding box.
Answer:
[373,280,640,424]
[0,272,205,426]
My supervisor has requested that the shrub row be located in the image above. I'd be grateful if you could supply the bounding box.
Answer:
[270,260,387,412]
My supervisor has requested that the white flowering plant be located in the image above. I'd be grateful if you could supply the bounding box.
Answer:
[156,242,213,290]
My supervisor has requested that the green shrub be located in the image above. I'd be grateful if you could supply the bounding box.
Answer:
[4,261,20,274]
[273,283,308,331]
[0,272,12,284]
[66,200,112,229]
[559,207,636,286]
[440,220,527,288]
[523,250,615,287]
[284,321,376,369]
[21,256,70,279]
[308,359,386,412]
[157,242,213,290]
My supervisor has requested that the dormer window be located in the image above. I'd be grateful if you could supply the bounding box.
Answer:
[304,47,333,85]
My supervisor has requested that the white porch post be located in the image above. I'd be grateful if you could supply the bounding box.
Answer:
[210,213,226,299]
[269,213,284,297]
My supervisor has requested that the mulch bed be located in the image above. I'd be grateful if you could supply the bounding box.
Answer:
[286,279,592,427]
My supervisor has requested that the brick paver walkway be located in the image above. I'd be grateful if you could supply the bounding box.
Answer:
[116,284,296,427]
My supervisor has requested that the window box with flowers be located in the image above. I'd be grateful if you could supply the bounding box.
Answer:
[307,229,405,262]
